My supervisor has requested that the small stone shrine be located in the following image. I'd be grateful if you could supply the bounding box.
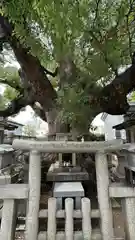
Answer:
[47,133,89,182]
[47,133,89,209]
[47,154,89,182]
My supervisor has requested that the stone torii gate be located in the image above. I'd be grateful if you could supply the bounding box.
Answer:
[0,139,135,240]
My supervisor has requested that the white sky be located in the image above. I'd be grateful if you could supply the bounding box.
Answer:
[10,105,49,133]
[0,85,5,94]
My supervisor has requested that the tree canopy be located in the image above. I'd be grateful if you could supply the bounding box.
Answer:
[0,0,135,135]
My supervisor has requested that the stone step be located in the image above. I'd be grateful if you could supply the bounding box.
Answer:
[39,208,100,219]
[38,229,102,240]
[15,230,124,240]
[15,215,100,232]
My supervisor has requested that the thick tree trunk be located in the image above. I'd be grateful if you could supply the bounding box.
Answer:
[46,109,70,136]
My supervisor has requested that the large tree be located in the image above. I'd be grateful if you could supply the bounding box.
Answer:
[0,0,135,138]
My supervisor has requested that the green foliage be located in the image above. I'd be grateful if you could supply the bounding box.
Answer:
[2,0,135,69]
[0,86,19,110]
[0,65,21,109]
[3,86,18,101]
[0,65,20,86]
[23,124,37,137]
[128,92,135,102]
[57,71,100,132]
[1,0,135,130]
[0,94,6,109]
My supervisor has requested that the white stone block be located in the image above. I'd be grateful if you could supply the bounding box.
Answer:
[53,182,84,198]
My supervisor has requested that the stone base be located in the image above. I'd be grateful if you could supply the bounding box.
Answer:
[53,182,84,209]
[47,165,89,182]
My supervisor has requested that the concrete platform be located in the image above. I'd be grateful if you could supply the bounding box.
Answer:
[53,182,84,209]
[47,164,89,182]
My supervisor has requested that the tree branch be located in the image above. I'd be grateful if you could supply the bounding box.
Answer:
[89,30,118,76]
[10,41,57,109]
[0,95,34,117]
[0,15,57,111]
[97,60,135,115]
[0,94,47,121]
[93,0,101,26]
[31,102,47,122]
[42,66,58,77]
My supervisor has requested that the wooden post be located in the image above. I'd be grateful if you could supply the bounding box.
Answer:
[95,151,114,240]
[0,199,17,240]
[25,150,41,240]
[122,198,135,240]
[47,198,56,240]
[82,197,91,240]
[65,198,74,240]
[72,153,76,166]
